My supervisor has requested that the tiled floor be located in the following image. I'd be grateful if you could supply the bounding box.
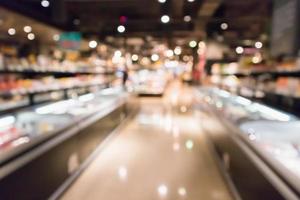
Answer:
[60,82,234,200]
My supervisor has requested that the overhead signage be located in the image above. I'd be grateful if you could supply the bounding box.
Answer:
[59,32,82,50]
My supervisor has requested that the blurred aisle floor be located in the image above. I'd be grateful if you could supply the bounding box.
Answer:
[60,81,233,200]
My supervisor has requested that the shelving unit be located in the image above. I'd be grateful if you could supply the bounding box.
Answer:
[218,85,300,117]
[0,69,115,77]
[210,65,300,117]
[215,69,300,78]
[0,61,118,114]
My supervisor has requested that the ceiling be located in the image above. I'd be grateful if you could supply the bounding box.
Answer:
[0,6,60,45]
[0,0,272,51]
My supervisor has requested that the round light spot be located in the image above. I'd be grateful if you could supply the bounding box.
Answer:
[161,15,170,23]
[8,28,16,35]
[165,50,174,58]
[53,34,60,41]
[41,0,50,7]
[189,40,197,48]
[178,187,187,196]
[158,184,168,197]
[255,41,263,49]
[117,25,126,33]
[185,140,194,150]
[132,54,139,61]
[220,23,228,30]
[89,40,98,49]
[114,50,122,57]
[174,46,182,55]
[27,33,35,40]
[118,166,128,180]
[235,46,244,54]
[184,15,191,22]
[252,56,261,64]
[151,54,160,62]
[23,26,32,33]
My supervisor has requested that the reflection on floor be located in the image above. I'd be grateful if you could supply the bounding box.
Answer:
[60,82,233,200]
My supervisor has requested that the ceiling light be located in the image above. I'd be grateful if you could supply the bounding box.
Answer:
[158,0,166,3]
[235,46,244,54]
[187,0,195,2]
[23,26,32,33]
[189,40,197,48]
[89,40,98,49]
[41,0,50,7]
[151,54,160,62]
[183,15,192,22]
[174,46,182,55]
[255,41,263,49]
[131,54,139,61]
[220,22,228,30]
[53,34,60,41]
[161,15,170,23]
[27,33,35,40]
[73,19,80,26]
[117,25,126,33]
[8,28,16,35]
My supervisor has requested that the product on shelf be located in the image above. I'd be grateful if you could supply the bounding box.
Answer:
[0,75,107,95]
[2,54,111,74]
[130,69,168,95]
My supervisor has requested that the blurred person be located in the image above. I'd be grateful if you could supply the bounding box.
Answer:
[122,66,128,88]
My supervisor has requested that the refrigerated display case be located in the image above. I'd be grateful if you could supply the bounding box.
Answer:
[130,69,167,96]
[198,87,300,200]
[0,87,124,158]
[0,86,134,200]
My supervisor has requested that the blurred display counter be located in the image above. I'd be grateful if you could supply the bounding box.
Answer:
[129,69,168,96]
[0,87,136,199]
[197,87,300,200]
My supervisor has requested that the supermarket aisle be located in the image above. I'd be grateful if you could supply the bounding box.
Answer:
[60,82,233,200]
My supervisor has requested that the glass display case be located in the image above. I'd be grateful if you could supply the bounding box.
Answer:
[200,88,296,123]
[0,86,126,163]
[198,87,300,199]
[129,69,167,96]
